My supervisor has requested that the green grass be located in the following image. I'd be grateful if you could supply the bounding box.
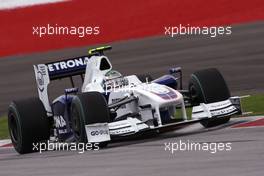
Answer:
[0,94,263,139]
[241,94,264,116]
[0,116,9,139]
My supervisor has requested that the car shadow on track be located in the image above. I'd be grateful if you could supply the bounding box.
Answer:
[107,118,249,149]
[0,118,250,159]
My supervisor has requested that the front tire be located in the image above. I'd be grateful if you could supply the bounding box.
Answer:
[71,92,110,148]
[189,68,231,128]
[8,98,50,154]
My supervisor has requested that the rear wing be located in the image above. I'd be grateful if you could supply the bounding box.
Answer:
[33,46,112,115]
[46,56,89,80]
[41,45,112,80]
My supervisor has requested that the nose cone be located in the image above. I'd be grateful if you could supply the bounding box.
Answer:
[148,84,178,100]
[134,83,182,106]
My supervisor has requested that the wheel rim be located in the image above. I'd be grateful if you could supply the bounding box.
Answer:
[9,113,18,144]
[71,107,81,141]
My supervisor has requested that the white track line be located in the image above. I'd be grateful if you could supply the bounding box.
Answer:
[0,0,68,10]
[0,139,11,147]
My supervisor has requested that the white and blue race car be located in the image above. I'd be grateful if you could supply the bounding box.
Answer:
[8,46,242,154]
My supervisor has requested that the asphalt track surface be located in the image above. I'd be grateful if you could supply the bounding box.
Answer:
[0,117,263,176]
[0,22,264,176]
[0,22,264,116]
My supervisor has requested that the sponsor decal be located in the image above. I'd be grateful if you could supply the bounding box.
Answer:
[54,115,66,128]
[47,57,89,73]
[90,129,109,136]
[65,87,78,94]
[151,85,170,94]
[85,123,110,143]
[210,101,230,108]
[150,85,177,100]
[211,106,237,116]
[54,115,68,134]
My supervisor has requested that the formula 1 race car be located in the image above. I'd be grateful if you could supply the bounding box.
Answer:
[8,46,242,154]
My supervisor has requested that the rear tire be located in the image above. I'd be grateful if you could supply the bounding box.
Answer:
[8,98,50,154]
[71,92,110,148]
[189,68,231,128]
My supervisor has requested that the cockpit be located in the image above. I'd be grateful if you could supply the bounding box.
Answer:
[103,70,129,90]
[105,70,122,80]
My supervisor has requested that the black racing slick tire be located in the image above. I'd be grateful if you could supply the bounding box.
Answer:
[137,74,153,83]
[188,68,231,128]
[8,98,50,154]
[71,92,110,148]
